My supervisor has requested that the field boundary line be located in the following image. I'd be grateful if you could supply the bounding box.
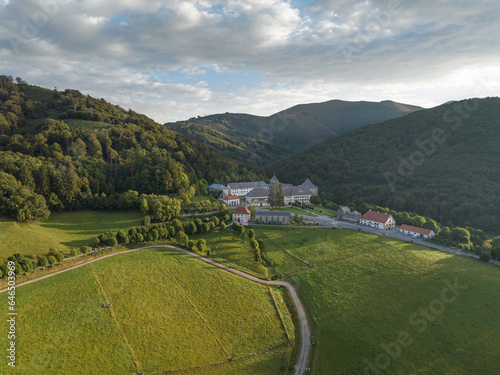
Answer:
[268,286,292,342]
[258,229,312,267]
[92,269,142,373]
[146,341,289,374]
[155,252,230,358]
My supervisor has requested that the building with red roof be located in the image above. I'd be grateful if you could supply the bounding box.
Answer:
[399,224,435,239]
[232,206,251,225]
[360,210,396,231]
[223,195,240,206]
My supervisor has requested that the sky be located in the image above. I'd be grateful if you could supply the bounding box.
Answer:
[1,0,499,123]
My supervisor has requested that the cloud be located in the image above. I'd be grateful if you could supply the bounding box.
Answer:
[0,0,499,122]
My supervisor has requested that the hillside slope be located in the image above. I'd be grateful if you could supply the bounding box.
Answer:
[165,100,422,165]
[270,97,500,232]
[0,76,262,220]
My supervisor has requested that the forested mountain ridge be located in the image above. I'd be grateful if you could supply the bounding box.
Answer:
[165,100,423,166]
[270,97,500,232]
[0,76,262,221]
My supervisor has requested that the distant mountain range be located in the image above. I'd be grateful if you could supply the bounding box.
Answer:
[269,97,500,232]
[165,99,423,166]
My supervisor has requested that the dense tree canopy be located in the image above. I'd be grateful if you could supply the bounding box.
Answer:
[271,98,500,233]
[0,76,263,221]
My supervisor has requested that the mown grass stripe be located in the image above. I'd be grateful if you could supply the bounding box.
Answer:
[155,252,231,358]
[92,268,142,373]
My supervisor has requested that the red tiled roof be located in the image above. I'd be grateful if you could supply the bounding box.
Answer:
[360,210,393,223]
[233,207,250,214]
[224,195,240,200]
[399,224,433,235]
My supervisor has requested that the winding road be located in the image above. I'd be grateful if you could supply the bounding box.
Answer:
[0,245,311,375]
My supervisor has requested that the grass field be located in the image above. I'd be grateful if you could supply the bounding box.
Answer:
[259,207,318,217]
[196,227,500,374]
[63,118,114,130]
[0,211,143,258]
[307,205,337,216]
[0,247,292,375]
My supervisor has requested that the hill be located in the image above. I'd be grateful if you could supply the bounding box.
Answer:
[0,76,263,222]
[0,247,292,374]
[165,100,422,166]
[269,97,500,232]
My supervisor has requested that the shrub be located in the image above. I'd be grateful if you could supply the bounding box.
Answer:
[47,256,57,265]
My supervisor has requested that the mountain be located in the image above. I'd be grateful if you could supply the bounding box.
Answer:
[165,100,423,166]
[0,76,262,221]
[269,97,500,232]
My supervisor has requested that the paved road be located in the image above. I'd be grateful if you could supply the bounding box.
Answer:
[0,245,311,375]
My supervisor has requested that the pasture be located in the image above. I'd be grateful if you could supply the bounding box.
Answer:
[199,227,500,374]
[0,211,143,258]
[0,247,292,375]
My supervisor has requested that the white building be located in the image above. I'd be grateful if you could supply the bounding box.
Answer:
[232,206,251,225]
[223,195,240,206]
[360,211,396,231]
[399,224,435,239]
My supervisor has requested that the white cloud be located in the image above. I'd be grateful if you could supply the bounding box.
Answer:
[0,0,498,122]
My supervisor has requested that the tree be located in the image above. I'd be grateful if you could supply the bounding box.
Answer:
[175,231,189,247]
[197,239,207,253]
[310,195,321,205]
[116,230,129,245]
[248,229,255,238]
[423,219,440,234]
[55,253,64,264]
[236,224,245,236]
[38,256,49,269]
[220,222,226,230]
[47,255,57,266]
[143,216,151,227]
[267,178,285,208]
[450,227,470,244]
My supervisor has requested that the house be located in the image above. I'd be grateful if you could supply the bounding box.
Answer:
[337,206,351,219]
[223,195,240,206]
[232,207,251,225]
[337,206,362,222]
[360,210,396,230]
[255,210,291,225]
[399,224,435,239]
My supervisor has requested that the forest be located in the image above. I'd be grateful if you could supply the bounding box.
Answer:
[0,76,263,221]
[271,97,500,233]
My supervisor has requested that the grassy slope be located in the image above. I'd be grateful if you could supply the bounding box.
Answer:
[0,247,290,375]
[198,227,500,374]
[0,211,143,258]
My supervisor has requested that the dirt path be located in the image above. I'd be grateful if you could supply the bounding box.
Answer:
[0,244,311,375]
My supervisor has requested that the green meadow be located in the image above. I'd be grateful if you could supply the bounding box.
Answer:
[0,247,292,375]
[199,227,500,374]
[0,211,143,258]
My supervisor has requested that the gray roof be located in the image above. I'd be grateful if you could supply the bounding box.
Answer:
[255,210,291,217]
[228,181,268,190]
[300,178,317,189]
[246,188,270,198]
[282,186,313,196]
[338,206,351,214]
[208,183,227,190]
